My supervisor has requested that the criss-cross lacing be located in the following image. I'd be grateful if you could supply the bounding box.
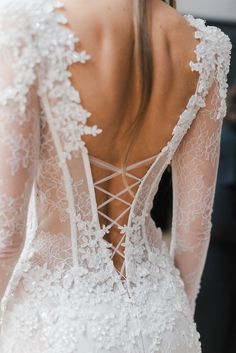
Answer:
[89,154,158,280]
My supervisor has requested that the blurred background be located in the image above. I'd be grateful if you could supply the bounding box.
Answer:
[152,2,236,353]
[178,0,236,22]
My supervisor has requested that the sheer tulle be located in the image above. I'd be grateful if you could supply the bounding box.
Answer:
[0,1,231,352]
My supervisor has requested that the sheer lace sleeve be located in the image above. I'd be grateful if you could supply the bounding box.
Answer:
[170,78,230,313]
[0,12,40,299]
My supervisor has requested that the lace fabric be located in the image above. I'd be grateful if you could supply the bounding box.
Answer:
[171,84,225,312]
[0,1,232,352]
[0,37,40,298]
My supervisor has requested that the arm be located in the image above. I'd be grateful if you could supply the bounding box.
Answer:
[0,30,40,300]
[170,82,227,313]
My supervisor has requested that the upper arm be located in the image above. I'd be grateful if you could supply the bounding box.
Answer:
[171,82,224,240]
[0,4,40,297]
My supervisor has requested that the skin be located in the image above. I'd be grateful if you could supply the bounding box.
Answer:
[57,0,199,272]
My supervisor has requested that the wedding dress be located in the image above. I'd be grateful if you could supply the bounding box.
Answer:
[0,1,232,352]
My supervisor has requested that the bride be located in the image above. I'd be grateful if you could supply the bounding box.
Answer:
[0,0,231,352]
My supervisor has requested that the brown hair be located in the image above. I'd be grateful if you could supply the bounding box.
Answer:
[122,0,176,191]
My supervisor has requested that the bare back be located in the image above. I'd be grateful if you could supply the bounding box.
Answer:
[57,0,199,268]
[60,0,198,161]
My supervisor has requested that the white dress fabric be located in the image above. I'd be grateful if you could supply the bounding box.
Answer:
[0,1,232,352]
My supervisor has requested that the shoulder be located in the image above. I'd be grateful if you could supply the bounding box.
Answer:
[153,3,231,118]
[0,0,68,109]
[151,4,201,102]
[185,15,232,119]
[0,0,69,55]
[153,2,199,55]
[184,15,232,71]
[0,0,38,29]
[154,3,231,76]
[0,0,55,44]
[0,0,40,109]
[159,5,231,84]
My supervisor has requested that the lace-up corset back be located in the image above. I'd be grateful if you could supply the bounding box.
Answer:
[89,154,162,278]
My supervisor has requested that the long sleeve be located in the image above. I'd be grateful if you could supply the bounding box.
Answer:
[169,17,232,314]
[170,82,228,313]
[0,12,40,300]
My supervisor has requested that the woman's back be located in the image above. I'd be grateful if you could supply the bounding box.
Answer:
[0,1,231,352]
[61,0,198,161]
[59,0,199,263]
